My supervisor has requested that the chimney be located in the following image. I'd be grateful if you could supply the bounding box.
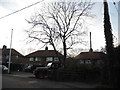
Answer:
[2,45,7,50]
[89,32,93,52]
[45,46,48,50]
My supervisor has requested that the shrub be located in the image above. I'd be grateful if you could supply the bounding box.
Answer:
[95,84,110,88]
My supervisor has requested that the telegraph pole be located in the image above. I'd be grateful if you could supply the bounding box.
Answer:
[8,29,13,74]
[89,32,93,52]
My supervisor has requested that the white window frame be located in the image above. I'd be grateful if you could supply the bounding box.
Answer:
[29,57,34,61]
[38,58,42,61]
[85,60,91,64]
[79,60,84,64]
[54,57,59,61]
[16,56,19,59]
[46,57,53,61]
[35,57,38,61]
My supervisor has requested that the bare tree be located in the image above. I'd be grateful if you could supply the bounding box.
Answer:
[26,0,94,64]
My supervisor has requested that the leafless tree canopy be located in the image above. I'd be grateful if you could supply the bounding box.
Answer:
[26,0,94,60]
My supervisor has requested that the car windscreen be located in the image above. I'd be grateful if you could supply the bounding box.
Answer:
[47,63,52,67]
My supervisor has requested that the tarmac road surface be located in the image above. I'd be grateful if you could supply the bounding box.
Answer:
[2,71,96,88]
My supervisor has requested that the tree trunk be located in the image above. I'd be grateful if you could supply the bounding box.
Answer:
[63,38,67,67]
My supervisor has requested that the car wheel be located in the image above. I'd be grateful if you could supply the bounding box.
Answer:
[36,72,44,79]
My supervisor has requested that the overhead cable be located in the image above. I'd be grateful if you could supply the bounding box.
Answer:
[0,0,44,20]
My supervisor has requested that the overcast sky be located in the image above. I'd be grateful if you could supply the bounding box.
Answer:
[0,0,119,55]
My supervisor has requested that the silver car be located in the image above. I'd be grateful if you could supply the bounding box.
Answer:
[0,65,8,73]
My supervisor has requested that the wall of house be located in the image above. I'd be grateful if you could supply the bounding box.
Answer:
[78,59,104,65]
[27,56,62,66]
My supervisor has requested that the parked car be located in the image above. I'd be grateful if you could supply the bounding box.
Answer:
[0,65,8,73]
[24,65,44,73]
[33,62,64,79]
[24,65,33,72]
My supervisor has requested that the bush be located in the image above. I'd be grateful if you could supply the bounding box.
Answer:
[95,84,110,88]
[65,57,79,69]
[62,57,104,82]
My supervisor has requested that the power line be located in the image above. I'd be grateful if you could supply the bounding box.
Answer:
[113,0,120,15]
[0,0,44,20]
[112,0,120,46]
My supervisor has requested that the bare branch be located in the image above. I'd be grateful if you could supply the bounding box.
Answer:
[26,0,94,61]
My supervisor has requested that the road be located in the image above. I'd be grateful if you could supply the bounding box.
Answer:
[2,71,96,88]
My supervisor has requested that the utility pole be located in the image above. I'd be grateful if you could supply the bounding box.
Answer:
[89,32,93,52]
[8,29,13,74]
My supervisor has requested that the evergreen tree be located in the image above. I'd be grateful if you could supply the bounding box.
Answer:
[103,0,114,87]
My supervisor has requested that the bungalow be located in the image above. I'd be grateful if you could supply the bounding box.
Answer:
[25,47,64,66]
[75,51,107,65]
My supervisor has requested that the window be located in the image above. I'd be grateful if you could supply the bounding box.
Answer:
[96,60,103,64]
[6,55,9,59]
[35,57,38,61]
[38,58,42,61]
[46,57,53,61]
[29,57,34,61]
[79,60,84,64]
[54,57,59,61]
[16,56,19,59]
[34,57,42,61]
[85,60,91,64]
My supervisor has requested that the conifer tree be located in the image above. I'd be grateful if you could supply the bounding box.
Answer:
[104,0,114,87]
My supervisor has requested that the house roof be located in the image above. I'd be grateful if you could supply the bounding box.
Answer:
[75,52,106,60]
[26,50,64,58]
[2,48,23,57]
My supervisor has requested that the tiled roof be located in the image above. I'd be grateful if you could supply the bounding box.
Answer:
[26,50,64,58]
[75,52,106,60]
[2,48,23,56]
